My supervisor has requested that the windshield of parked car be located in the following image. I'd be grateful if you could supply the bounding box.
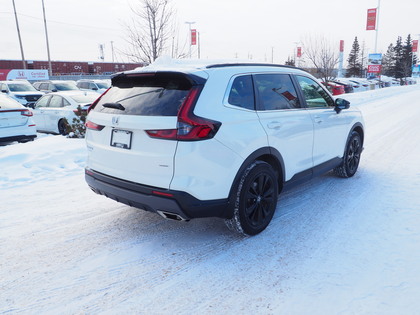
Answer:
[7,83,38,92]
[95,82,110,89]
[55,82,79,91]
[70,94,99,104]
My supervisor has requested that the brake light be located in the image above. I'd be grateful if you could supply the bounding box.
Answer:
[146,86,221,141]
[85,120,104,131]
[20,110,33,117]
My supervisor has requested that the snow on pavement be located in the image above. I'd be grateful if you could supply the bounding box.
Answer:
[1,84,420,314]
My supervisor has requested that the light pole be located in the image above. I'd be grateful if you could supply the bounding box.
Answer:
[185,21,195,58]
[41,0,52,76]
[12,0,26,69]
[374,0,381,53]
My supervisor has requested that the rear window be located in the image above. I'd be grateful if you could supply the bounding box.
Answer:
[54,82,78,91]
[0,95,23,109]
[93,73,194,116]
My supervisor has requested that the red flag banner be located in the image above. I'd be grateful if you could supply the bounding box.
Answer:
[366,8,377,31]
[339,40,344,52]
[191,29,197,46]
[413,40,418,52]
[297,47,302,58]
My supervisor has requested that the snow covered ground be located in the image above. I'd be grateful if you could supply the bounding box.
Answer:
[1,84,420,314]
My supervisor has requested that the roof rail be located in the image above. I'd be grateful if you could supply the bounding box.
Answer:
[206,63,305,71]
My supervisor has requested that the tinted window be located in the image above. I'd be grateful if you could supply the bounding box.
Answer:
[228,75,255,110]
[296,76,334,108]
[7,83,37,92]
[35,95,51,108]
[255,74,300,110]
[94,73,193,116]
[49,95,63,108]
[54,82,78,91]
[96,82,110,89]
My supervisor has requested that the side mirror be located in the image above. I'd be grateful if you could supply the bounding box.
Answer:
[52,89,58,92]
[92,87,98,91]
[1,89,7,93]
[334,98,350,114]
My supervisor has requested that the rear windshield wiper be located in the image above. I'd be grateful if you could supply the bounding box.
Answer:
[102,103,125,110]
[114,88,164,103]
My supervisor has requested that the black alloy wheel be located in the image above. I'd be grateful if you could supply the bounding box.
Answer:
[225,161,278,235]
[334,131,362,178]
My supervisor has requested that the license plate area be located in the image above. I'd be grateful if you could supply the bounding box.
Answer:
[110,129,132,149]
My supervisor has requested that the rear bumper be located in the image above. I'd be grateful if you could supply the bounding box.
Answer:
[85,168,230,220]
[0,134,36,143]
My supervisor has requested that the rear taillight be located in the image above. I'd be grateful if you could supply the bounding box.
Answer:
[20,110,33,117]
[146,86,221,141]
[85,120,104,131]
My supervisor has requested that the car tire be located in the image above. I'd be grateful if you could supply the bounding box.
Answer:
[334,131,362,178]
[58,119,68,135]
[225,161,278,236]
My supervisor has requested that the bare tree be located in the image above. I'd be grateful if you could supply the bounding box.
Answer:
[123,0,175,64]
[302,35,339,84]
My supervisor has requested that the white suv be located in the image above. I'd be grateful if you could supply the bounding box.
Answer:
[85,61,364,235]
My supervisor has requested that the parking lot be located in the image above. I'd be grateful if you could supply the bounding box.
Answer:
[1,84,420,314]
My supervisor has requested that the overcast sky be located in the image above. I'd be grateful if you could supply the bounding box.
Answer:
[1,0,420,65]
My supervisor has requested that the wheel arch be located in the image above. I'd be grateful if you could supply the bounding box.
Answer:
[226,147,285,218]
[350,122,364,146]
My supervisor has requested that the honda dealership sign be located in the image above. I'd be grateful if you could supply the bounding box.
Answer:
[0,69,49,81]
[367,53,382,73]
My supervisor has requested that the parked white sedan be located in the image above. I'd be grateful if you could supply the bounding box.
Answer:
[0,94,37,143]
[32,91,99,135]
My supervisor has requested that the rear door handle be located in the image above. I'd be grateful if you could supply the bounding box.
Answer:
[267,121,282,129]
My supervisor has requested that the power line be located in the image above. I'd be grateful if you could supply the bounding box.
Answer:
[0,11,121,32]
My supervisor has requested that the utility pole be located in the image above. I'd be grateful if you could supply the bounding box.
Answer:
[111,41,115,63]
[12,0,26,69]
[197,32,201,59]
[41,0,52,76]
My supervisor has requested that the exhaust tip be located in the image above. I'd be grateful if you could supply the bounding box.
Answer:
[157,210,188,221]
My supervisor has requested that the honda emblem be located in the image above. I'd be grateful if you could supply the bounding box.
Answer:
[112,116,119,125]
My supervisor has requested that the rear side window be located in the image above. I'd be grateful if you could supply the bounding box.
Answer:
[228,75,255,110]
[255,74,300,110]
[94,73,193,116]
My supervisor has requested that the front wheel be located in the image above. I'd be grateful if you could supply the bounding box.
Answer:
[225,161,279,236]
[334,131,362,178]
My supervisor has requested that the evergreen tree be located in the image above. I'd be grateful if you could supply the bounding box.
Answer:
[393,36,404,79]
[402,34,416,77]
[346,37,362,77]
[382,44,395,76]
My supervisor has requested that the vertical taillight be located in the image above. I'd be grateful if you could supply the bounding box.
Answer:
[145,86,221,141]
